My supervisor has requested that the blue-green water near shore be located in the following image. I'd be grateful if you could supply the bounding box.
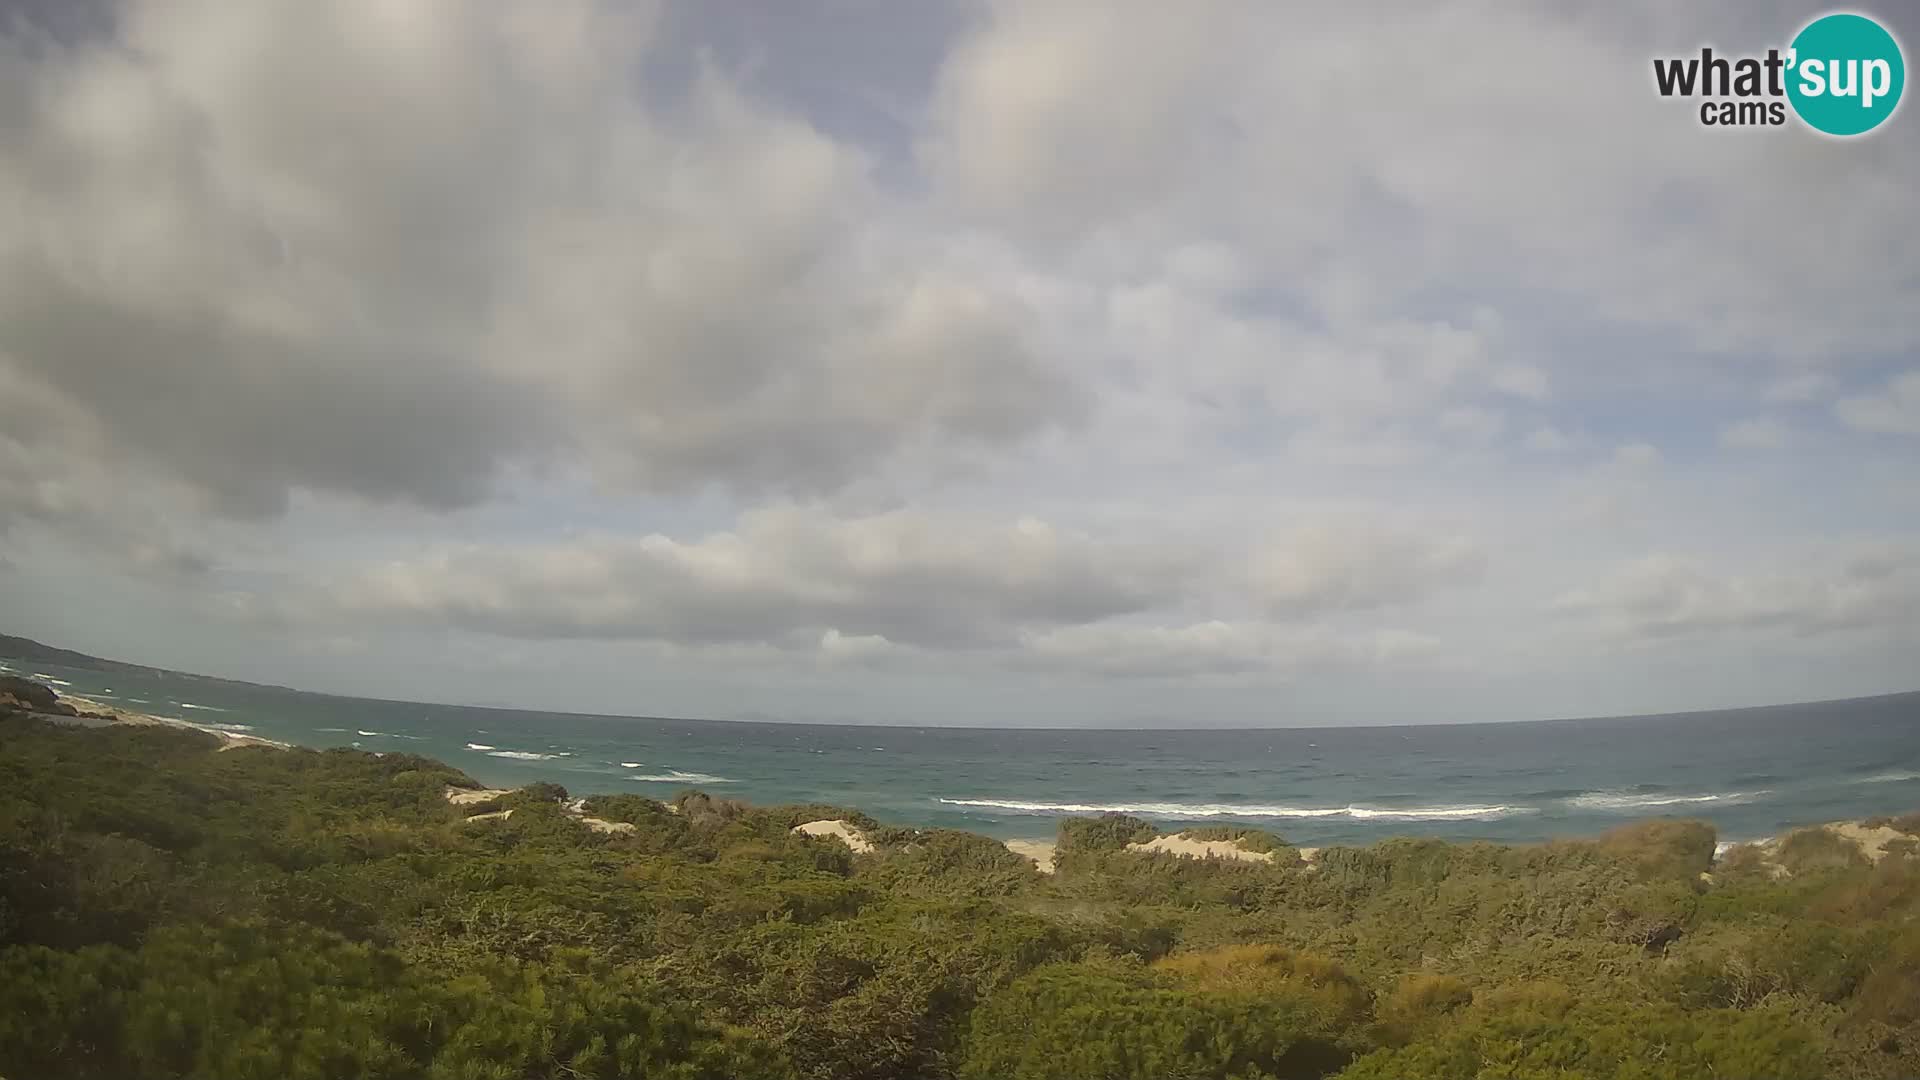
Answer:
[9,654,1917,848]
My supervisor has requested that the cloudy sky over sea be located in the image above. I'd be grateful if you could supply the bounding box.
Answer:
[1,0,1915,726]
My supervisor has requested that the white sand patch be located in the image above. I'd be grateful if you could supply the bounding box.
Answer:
[1126,833,1276,863]
[793,819,875,854]
[60,695,289,751]
[1005,839,1056,874]
[463,809,514,823]
[445,787,515,805]
[1824,822,1908,863]
[580,817,637,834]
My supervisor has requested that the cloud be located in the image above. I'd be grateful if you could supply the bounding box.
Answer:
[1248,521,1485,616]
[1014,621,1442,679]
[1836,371,1920,436]
[245,507,1487,674]
[921,1,1920,359]
[1554,547,1920,642]
[1718,417,1792,450]
[283,506,1193,648]
[0,0,1081,519]
[1764,372,1834,403]
[1,0,1916,718]
[1525,426,1576,453]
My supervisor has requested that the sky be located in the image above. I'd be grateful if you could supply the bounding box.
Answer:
[0,0,1916,727]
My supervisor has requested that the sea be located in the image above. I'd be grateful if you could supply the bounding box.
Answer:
[7,654,1918,849]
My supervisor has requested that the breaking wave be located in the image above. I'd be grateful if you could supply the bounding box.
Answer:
[1852,771,1920,784]
[935,798,1531,821]
[465,743,496,751]
[1564,790,1769,811]
[625,769,737,785]
[487,750,560,761]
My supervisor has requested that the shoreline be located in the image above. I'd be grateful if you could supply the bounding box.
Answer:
[6,675,1915,872]
[46,690,294,752]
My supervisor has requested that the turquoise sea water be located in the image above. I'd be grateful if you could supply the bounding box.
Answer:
[9,655,1917,848]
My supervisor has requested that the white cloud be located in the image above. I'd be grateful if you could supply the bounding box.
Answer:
[1764,372,1835,403]
[1555,547,1920,642]
[1612,443,1662,468]
[291,506,1191,648]
[0,0,1082,520]
[1525,426,1576,453]
[1718,417,1792,450]
[1836,371,1920,436]
[1249,521,1485,616]
[1015,621,1441,679]
[1,0,1916,721]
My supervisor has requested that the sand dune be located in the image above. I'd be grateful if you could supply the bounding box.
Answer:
[793,819,875,854]
[1126,833,1276,863]
[1004,840,1056,874]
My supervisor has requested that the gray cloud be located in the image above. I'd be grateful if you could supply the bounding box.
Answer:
[0,0,1081,520]
[1555,547,1920,642]
[249,507,1485,670]
[293,506,1191,648]
[1835,372,1920,437]
[1014,621,1442,680]
[1,0,1916,717]
[1249,520,1485,616]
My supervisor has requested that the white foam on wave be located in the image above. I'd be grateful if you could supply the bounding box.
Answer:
[175,702,225,712]
[316,727,348,733]
[356,730,382,737]
[625,769,737,784]
[620,762,644,768]
[466,742,496,751]
[1566,790,1768,811]
[936,798,1531,821]
[201,721,255,732]
[1853,771,1920,784]
[30,673,73,686]
[487,750,560,761]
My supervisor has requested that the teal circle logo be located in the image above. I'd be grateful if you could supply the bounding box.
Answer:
[1786,12,1905,136]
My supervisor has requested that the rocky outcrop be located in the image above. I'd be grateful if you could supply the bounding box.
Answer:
[0,675,113,720]
[0,675,63,712]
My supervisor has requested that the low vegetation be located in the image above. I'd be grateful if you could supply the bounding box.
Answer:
[2,713,1917,1079]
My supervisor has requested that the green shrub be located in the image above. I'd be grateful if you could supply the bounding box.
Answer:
[1336,1001,1825,1080]
[1056,814,1158,854]
[1597,819,1717,881]
[1777,827,1868,874]
[1375,973,1473,1042]
[1180,825,1289,854]
[959,962,1355,1080]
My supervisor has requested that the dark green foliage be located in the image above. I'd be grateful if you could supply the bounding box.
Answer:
[1057,812,1157,852]
[0,923,785,1079]
[508,780,570,806]
[1338,1000,1826,1080]
[2,714,1916,1080]
[959,961,1341,1080]
[1051,813,1158,874]
[1179,824,1290,855]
